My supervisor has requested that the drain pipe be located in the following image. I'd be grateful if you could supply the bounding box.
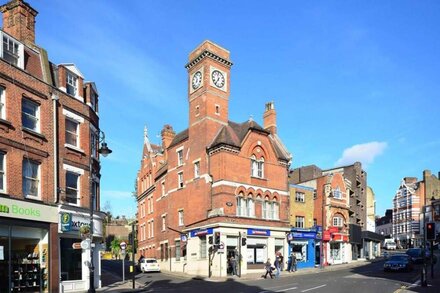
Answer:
[52,93,59,204]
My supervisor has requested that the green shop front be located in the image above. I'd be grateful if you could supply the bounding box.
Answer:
[0,196,58,293]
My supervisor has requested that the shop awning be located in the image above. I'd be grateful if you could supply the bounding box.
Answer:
[361,231,384,242]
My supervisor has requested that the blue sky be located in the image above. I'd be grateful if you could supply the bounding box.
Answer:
[32,1,440,217]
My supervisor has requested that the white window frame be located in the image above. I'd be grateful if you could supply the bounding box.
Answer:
[0,87,5,120]
[199,236,207,259]
[295,216,305,228]
[273,201,279,220]
[151,220,154,237]
[246,197,255,217]
[251,155,264,178]
[147,221,151,239]
[66,71,78,97]
[0,152,5,193]
[178,172,184,188]
[178,210,184,226]
[333,187,342,199]
[65,170,80,206]
[295,192,305,202]
[162,215,166,231]
[177,149,184,166]
[90,131,98,159]
[22,98,40,132]
[1,33,24,68]
[333,216,344,227]
[161,181,165,197]
[22,159,40,199]
[194,160,200,178]
[65,118,79,147]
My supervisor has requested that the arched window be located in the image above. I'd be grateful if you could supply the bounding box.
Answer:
[272,199,279,220]
[251,155,264,178]
[236,193,246,216]
[246,197,255,217]
[333,215,344,227]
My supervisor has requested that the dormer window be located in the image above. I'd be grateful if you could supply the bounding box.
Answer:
[2,34,23,68]
[66,71,78,96]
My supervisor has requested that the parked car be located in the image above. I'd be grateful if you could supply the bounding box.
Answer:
[139,258,161,273]
[384,241,397,250]
[384,254,414,272]
[405,248,438,264]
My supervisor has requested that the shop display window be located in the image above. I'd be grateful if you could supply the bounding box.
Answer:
[291,240,308,262]
[0,224,49,293]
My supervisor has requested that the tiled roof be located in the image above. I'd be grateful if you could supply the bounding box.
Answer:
[169,129,189,148]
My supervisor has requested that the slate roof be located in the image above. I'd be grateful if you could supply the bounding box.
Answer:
[169,129,189,149]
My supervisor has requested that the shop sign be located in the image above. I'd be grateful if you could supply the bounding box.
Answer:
[59,213,103,237]
[290,232,316,239]
[180,234,188,243]
[328,226,339,233]
[323,231,331,241]
[60,213,72,232]
[0,197,58,223]
[190,228,213,237]
[247,229,270,236]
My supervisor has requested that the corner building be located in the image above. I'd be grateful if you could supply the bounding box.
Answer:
[137,41,292,277]
[0,1,105,292]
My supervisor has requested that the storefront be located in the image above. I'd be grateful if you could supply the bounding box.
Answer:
[246,229,270,269]
[327,232,349,265]
[287,227,318,269]
[0,197,58,293]
[58,205,105,292]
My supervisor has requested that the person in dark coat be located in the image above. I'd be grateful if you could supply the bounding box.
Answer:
[263,258,274,279]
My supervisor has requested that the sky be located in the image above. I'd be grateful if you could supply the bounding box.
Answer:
[31,1,440,218]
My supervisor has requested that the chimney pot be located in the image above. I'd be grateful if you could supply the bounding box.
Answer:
[0,0,38,45]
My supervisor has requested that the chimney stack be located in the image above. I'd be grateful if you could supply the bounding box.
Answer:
[263,101,277,135]
[161,124,175,160]
[0,0,38,45]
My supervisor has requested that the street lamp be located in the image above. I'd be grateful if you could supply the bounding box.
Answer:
[89,130,112,293]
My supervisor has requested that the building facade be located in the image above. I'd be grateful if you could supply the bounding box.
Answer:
[0,1,105,292]
[136,40,292,277]
[288,184,318,269]
[392,177,424,248]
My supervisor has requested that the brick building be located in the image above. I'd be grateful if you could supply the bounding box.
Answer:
[136,40,292,277]
[0,1,105,292]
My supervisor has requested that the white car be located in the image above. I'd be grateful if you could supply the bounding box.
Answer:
[139,258,161,273]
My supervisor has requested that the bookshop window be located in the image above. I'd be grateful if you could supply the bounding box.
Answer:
[8,225,49,292]
[60,238,82,281]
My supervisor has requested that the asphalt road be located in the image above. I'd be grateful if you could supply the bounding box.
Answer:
[102,253,439,293]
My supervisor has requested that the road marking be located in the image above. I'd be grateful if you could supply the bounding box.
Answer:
[301,284,327,292]
[276,287,298,292]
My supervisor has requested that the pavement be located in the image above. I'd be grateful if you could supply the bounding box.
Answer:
[96,256,385,292]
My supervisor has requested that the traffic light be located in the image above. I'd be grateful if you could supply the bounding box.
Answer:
[241,237,247,246]
[208,236,213,245]
[214,232,221,245]
[427,222,436,240]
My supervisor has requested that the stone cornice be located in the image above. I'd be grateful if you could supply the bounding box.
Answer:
[185,50,233,70]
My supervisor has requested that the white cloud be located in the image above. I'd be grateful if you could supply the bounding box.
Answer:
[335,141,387,168]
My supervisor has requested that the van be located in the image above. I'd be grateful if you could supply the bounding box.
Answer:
[383,239,397,250]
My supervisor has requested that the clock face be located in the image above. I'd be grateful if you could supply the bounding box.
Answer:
[211,70,225,88]
[192,71,202,90]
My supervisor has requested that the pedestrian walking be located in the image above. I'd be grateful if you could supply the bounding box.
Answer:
[274,257,281,278]
[263,258,274,279]
[229,256,237,276]
[291,253,297,272]
[279,254,284,271]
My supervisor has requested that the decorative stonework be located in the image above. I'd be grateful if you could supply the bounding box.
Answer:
[185,50,233,70]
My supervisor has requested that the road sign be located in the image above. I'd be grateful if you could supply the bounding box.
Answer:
[218,241,225,253]
[81,239,91,250]
[120,241,127,250]
[72,242,82,250]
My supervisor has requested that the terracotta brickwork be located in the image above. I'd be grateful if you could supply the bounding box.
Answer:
[0,1,102,291]
[137,41,292,270]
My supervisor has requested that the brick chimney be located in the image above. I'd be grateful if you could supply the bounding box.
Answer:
[263,101,277,134]
[0,0,38,45]
[161,124,175,160]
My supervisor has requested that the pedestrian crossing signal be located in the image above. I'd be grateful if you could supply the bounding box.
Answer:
[426,222,435,241]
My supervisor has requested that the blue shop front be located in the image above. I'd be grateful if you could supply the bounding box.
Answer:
[287,227,321,269]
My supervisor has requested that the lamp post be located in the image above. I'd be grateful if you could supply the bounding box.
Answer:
[430,195,436,279]
[88,131,112,293]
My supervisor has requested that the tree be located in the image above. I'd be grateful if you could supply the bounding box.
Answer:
[110,238,121,259]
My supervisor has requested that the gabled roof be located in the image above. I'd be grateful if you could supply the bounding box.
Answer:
[59,63,84,78]
[209,120,290,162]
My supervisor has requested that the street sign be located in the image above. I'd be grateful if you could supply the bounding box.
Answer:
[72,242,82,250]
[81,239,91,250]
[218,241,225,253]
